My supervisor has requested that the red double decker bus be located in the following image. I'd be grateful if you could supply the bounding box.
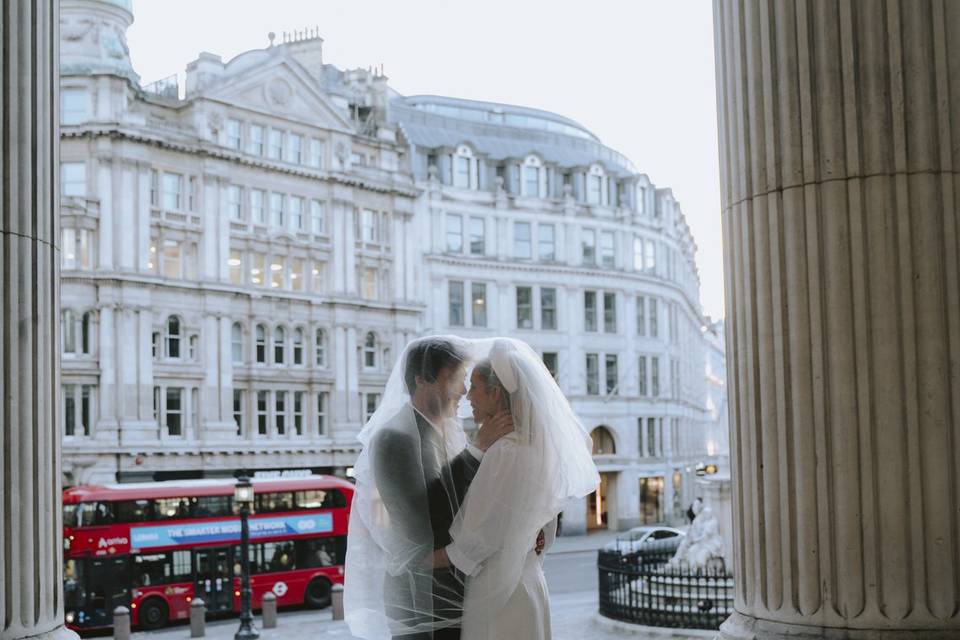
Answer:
[62,475,353,631]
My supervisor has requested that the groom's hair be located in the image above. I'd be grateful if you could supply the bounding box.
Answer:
[404,338,467,395]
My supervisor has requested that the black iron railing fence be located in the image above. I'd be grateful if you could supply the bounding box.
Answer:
[597,547,734,630]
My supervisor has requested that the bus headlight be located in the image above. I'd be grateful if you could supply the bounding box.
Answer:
[65,612,75,624]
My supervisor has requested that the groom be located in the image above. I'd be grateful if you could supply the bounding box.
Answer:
[372,338,513,640]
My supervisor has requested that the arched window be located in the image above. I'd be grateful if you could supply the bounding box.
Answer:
[590,426,616,455]
[62,310,76,354]
[315,328,326,367]
[292,328,304,365]
[165,316,181,359]
[273,326,286,364]
[255,324,267,364]
[363,332,377,369]
[231,322,244,364]
[81,312,92,355]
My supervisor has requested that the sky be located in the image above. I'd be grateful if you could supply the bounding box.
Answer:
[127,0,725,320]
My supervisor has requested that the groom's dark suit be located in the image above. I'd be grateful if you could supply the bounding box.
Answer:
[373,404,481,640]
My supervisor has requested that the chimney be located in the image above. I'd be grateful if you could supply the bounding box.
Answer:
[185,52,224,97]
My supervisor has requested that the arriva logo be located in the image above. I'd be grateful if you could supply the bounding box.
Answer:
[97,536,128,549]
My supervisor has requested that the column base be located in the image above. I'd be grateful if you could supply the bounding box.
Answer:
[718,612,960,640]
[4,623,80,640]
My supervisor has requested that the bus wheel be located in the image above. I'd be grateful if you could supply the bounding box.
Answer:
[304,577,332,609]
[138,598,168,630]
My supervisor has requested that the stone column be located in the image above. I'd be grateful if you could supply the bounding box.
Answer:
[1,1,77,640]
[714,1,960,638]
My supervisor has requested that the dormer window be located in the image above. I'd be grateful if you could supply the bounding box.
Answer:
[452,145,476,189]
[587,165,605,205]
[522,156,543,198]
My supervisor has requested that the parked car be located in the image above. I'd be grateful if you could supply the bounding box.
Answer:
[602,526,686,555]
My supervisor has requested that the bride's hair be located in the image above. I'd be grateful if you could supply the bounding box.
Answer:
[473,359,511,412]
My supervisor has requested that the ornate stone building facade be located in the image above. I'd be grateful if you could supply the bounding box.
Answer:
[58,0,723,532]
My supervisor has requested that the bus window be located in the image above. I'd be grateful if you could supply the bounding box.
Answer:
[79,501,115,526]
[296,538,339,568]
[266,542,296,572]
[294,489,346,510]
[154,497,192,520]
[64,558,86,608]
[191,495,232,518]
[133,553,169,587]
[170,550,192,582]
[63,504,79,528]
[116,499,154,523]
[255,492,294,513]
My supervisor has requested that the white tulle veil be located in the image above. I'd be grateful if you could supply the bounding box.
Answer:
[344,336,599,639]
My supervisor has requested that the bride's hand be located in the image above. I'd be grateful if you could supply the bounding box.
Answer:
[474,410,514,451]
[422,548,450,570]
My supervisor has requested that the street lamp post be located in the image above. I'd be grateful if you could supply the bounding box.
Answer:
[235,472,259,640]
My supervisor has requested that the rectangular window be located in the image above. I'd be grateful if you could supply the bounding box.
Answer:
[471,283,487,328]
[581,228,596,265]
[361,268,378,300]
[538,224,556,261]
[269,192,285,227]
[542,352,558,380]
[311,200,325,235]
[60,89,88,125]
[251,189,266,225]
[638,356,648,396]
[310,139,324,168]
[588,175,602,204]
[603,292,617,333]
[540,287,557,330]
[257,391,268,435]
[233,389,243,436]
[62,228,77,270]
[514,222,532,259]
[228,249,243,284]
[289,196,304,230]
[454,156,470,188]
[150,169,159,206]
[249,125,264,155]
[293,391,304,435]
[600,231,616,267]
[362,210,378,243]
[250,253,265,286]
[162,173,183,210]
[605,354,618,395]
[449,281,464,326]
[227,185,243,220]
[645,239,656,272]
[226,119,242,149]
[516,286,533,329]
[364,393,380,422]
[187,176,198,212]
[275,391,286,435]
[637,297,646,336]
[647,418,657,457]
[270,257,284,289]
[524,166,539,197]
[268,129,284,160]
[64,386,76,436]
[61,162,87,197]
[289,134,303,164]
[311,262,325,293]
[651,356,660,397]
[585,354,599,395]
[446,214,463,252]
[649,298,659,338]
[316,392,328,435]
[165,388,183,436]
[161,240,182,279]
[469,217,485,255]
[633,236,645,270]
[79,385,91,436]
[584,291,597,332]
[290,258,304,292]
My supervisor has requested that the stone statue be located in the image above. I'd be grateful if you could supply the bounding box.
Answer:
[668,498,724,571]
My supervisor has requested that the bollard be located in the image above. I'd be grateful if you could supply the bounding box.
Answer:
[261,592,277,629]
[113,606,131,640]
[331,584,344,621]
[190,597,206,638]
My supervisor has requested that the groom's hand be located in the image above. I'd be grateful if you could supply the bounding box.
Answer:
[474,410,514,451]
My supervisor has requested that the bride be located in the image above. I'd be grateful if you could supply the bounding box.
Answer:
[345,337,598,640]
[430,339,599,639]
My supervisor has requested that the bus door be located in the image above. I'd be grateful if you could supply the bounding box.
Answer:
[86,556,131,627]
[194,547,234,613]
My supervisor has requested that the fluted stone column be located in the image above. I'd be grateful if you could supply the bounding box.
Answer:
[714,1,960,638]
[2,2,77,640]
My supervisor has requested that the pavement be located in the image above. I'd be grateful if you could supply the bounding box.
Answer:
[128,532,706,640]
